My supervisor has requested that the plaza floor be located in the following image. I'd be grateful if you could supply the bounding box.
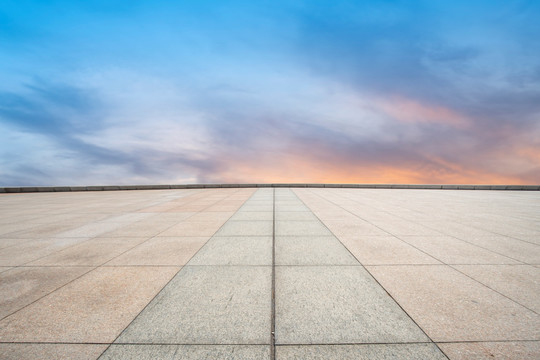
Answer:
[0,187,539,359]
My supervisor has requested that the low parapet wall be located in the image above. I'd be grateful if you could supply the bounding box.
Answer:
[1,184,539,193]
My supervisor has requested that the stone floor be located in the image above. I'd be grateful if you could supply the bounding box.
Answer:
[0,188,539,359]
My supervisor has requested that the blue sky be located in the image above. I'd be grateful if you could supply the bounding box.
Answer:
[1,0,539,185]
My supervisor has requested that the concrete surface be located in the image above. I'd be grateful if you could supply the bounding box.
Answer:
[0,187,539,359]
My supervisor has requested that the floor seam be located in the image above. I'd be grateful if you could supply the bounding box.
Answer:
[307,189,539,315]
[271,188,276,360]
[336,188,531,264]
[293,188,451,360]
[95,188,256,359]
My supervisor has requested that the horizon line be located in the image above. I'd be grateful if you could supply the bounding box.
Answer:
[1,183,539,193]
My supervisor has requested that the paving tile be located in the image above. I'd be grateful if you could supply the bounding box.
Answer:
[422,222,499,238]
[511,234,540,245]
[159,221,226,237]
[274,205,309,212]
[55,221,127,238]
[321,220,389,236]
[274,200,301,204]
[0,343,108,360]
[0,238,32,250]
[275,266,428,344]
[275,344,447,359]
[105,213,155,223]
[369,219,444,236]
[101,221,177,237]
[168,205,209,212]
[0,266,179,342]
[214,221,273,237]
[367,265,540,341]
[188,236,272,265]
[116,266,271,344]
[309,211,358,221]
[29,237,147,266]
[275,221,332,236]
[141,204,189,212]
[8,221,90,238]
[399,236,519,264]
[229,211,273,221]
[244,200,272,206]
[141,212,196,223]
[274,211,318,221]
[338,235,440,265]
[187,212,234,222]
[0,223,42,237]
[100,345,270,359]
[220,199,249,205]
[454,265,540,313]
[470,220,540,238]
[0,266,92,319]
[438,341,540,360]
[238,205,273,212]
[249,197,273,201]
[462,236,540,264]
[0,214,46,225]
[276,192,303,197]
[0,237,89,266]
[107,237,209,266]
[275,236,357,265]
[205,205,243,212]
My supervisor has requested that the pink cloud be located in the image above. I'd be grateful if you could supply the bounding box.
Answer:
[375,95,470,128]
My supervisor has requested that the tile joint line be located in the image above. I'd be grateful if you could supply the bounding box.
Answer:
[295,188,452,359]
[95,188,248,359]
[271,187,276,360]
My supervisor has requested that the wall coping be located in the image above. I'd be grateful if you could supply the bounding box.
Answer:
[1,184,539,193]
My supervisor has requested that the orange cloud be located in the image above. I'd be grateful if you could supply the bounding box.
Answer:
[207,148,531,185]
[375,95,470,128]
[195,105,538,185]
[516,146,540,164]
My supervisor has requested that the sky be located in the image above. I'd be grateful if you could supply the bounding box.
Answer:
[1,0,539,186]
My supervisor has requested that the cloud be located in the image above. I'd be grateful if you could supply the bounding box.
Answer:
[373,95,470,128]
[293,0,540,126]
[0,79,216,185]
[2,69,538,186]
